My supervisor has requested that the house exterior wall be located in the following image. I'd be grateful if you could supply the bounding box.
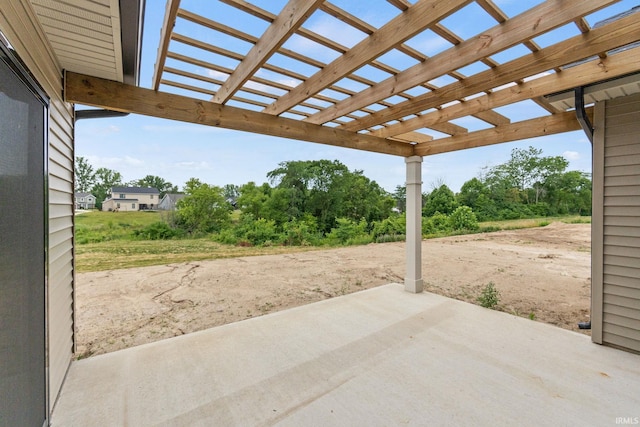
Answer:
[75,193,96,210]
[592,92,640,354]
[102,198,139,212]
[104,189,159,211]
[1,0,76,411]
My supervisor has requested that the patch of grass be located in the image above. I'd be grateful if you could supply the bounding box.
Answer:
[478,216,590,231]
[75,211,162,243]
[75,239,323,272]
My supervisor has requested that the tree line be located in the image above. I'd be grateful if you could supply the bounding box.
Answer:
[75,146,591,245]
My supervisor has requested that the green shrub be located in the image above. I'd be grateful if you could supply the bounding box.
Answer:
[133,221,183,240]
[371,215,405,240]
[478,282,500,309]
[423,212,450,235]
[448,206,479,231]
[233,214,281,246]
[211,228,238,245]
[282,216,320,246]
[326,218,370,245]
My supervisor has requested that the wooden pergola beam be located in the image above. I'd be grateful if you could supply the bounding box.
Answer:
[352,12,640,133]
[64,72,413,157]
[373,45,640,138]
[313,0,618,127]
[152,0,181,91]
[414,109,590,156]
[263,0,473,116]
[211,0,324,104]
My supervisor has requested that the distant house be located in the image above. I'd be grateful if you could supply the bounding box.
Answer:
[158,193,185,211]
[75,192,96,210]
[102,186,160,212]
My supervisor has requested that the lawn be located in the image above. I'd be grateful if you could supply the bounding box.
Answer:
[74,211,590,273]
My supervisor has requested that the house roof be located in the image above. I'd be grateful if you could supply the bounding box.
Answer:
[30,0,144,85]
[161,193,186,203]
[75,192,94,198]
[62,0,640,157]
[111,186,160,194]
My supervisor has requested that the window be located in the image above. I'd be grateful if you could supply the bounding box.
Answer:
[150,194,153,199]
[132,203,136,209]
[117,203,120,209]
[119,194,126,199]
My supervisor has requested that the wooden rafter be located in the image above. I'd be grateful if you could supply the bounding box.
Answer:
[263,0,473,116]
[64,72,413,157]
[414,109,591,156]
[348,12,640,134]
[211,0,324,104]
[310,0,619,127]
[371,46,640,139]
[152,0,181,91]
[142,0,640,158]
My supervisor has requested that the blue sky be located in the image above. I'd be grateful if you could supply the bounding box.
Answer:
[74,0,637,192]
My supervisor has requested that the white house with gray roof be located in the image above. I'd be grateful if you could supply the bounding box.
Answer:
[102,186,160,212]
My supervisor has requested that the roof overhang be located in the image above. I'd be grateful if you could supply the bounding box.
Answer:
[31,0,144,85]
[545,72,640,110]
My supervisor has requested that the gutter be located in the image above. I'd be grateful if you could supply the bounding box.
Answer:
[75,109,129,120]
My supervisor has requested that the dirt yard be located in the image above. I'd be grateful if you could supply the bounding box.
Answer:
[75,222,592,358]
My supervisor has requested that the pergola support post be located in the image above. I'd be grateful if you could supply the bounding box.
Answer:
[404,155,423,293]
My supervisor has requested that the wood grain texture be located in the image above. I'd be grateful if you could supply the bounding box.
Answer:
[414,109,589,156]
[373,46,640,138]
[65,72,413,156]
[313,0,618,127]
[263,0,472,116]
[346,11,640,132]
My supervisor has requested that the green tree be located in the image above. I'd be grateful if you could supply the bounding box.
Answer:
[423,184,458,217]
[131,175,177,198]
[266,160,393,233]
[91,167,123,209]
[176,180,232,234]
[74,156,95,193]
[486,146,568,205]
[236,182,271,218]
[546,170,592,215]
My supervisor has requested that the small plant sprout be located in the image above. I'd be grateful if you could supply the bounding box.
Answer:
[477,282,500,309]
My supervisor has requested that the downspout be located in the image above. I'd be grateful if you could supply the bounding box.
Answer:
[575,86,594,145]
[575,85,593,331]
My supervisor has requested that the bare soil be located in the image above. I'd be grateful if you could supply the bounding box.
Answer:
[76,222,592,358]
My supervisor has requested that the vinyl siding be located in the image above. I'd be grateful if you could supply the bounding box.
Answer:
[1,0,75,410]
[594,92,640,353]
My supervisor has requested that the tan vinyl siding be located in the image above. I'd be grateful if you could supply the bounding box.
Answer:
[596,92,640,353]
[1,0,76,409]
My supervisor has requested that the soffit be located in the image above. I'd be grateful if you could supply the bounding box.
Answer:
[30,0,124,82]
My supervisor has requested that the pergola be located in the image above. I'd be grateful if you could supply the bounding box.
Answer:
[63,0,640,293]
[3,1,640,423]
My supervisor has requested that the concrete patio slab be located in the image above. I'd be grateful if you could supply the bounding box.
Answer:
[52,284,640,426]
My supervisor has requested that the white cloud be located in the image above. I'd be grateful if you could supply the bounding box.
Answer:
[207,69,228,81]
[174,161,211,171]
[123,156,144,166]
[563,150,580,160]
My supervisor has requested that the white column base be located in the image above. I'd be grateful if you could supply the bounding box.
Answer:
[404,277,424,294]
